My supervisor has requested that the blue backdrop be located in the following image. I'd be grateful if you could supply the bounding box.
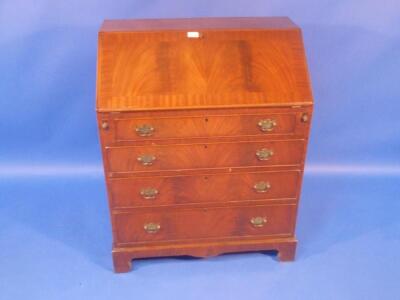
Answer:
[1,1,399,299]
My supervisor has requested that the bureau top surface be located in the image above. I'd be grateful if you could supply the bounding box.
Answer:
[100,17,298,32]
[96,17,313,112]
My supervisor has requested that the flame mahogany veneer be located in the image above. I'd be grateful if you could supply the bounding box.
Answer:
[96,17,313,272]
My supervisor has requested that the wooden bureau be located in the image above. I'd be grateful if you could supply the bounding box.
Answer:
[96,17,313,272]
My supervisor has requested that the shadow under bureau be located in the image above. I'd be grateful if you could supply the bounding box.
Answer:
[96,17,313,272]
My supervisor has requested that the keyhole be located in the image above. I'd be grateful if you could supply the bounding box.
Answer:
[204,145,208,149]
[205,118,208,122]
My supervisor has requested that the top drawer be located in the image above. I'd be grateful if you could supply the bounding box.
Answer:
[112,112,305,141]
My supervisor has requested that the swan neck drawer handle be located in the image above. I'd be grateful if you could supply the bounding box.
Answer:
[256,148,274,161]
[136,124,155,137]
[250,217,267,228]
[254,181,271,193]
[144,223,161,233]
[140,188,159,199]
[137,154,156,166]
[258,119,277,132]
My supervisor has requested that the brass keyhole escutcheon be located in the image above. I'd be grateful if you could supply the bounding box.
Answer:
[254,181,271,193]
[140,187,159,199]
[258,119,277,132]
[250,217,267,228]
[135,124,155,137]
[256,148,274,161]
[301,113,309,123]
[137,154,156,166]
[144,223,161,233]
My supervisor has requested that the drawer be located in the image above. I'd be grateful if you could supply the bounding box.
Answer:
[106,140,305,173]
[113,204,296,244]
[109,170,300,208]
[114,113,299,141]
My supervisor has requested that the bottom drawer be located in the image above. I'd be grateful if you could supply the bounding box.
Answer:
[113,204,296,244]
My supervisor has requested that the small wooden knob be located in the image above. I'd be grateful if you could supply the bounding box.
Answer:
[101,121,109,130]
[301,113,309,123]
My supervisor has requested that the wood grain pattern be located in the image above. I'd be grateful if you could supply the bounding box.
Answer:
[98,106,312,146]
[113,203,296,245]
[109,170,300,208]
[96,18,313,111]
[106,139,305,173]
[96,17,313,272]
[115,113,297,141]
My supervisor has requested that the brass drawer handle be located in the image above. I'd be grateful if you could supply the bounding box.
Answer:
[136,124,155,137]
[258,119,277,132]
[254,181,271,193]
[140,187,159,199]
[250,216,267,228]
[144,223,160,233]
[137,154,156,166]
[256,148,274,161]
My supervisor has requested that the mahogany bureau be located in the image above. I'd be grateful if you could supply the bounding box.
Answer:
[96,17,313,272]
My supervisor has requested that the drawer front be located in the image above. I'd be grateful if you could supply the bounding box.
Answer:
[110,171,300,208]
[106,140,305,173]
[114,204,296,244]
[114,113,298,141]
